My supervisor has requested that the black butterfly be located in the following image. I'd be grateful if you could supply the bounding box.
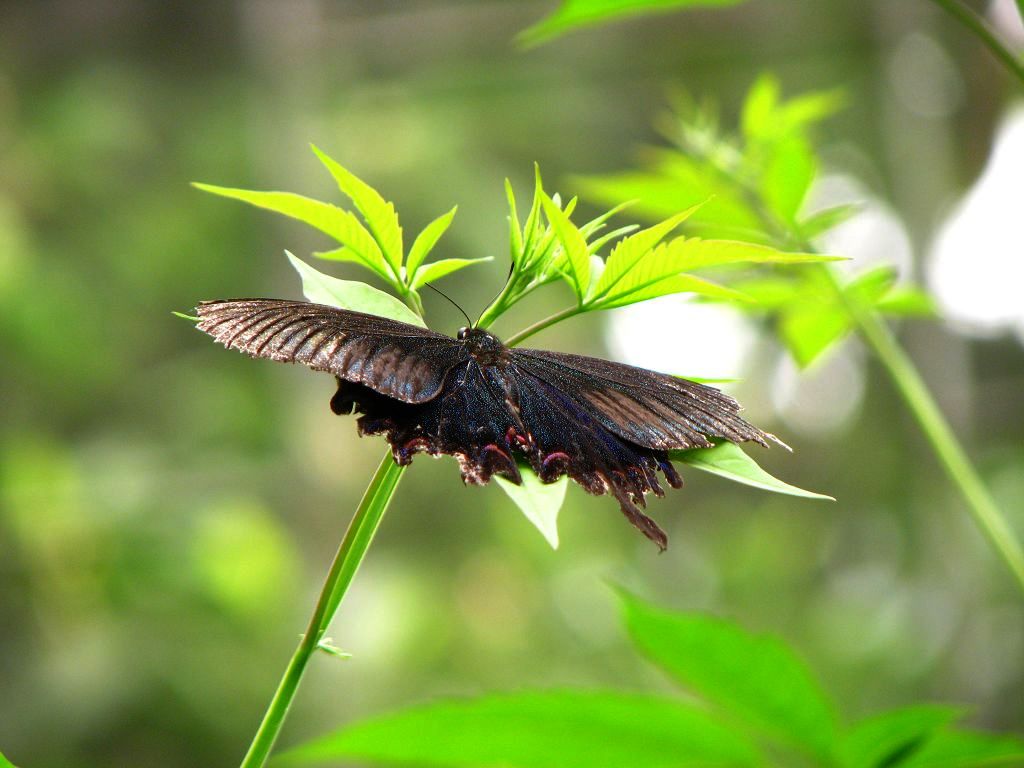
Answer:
[195,299,778,549]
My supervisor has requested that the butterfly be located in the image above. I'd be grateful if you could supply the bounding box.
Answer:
[195,298,778,549]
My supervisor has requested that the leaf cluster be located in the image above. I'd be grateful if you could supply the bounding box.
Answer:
[193,145,488,321]
[279,593,1024,768]
[574,76,935,367]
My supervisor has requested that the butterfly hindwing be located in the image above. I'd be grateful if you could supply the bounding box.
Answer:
[196,299,467,403]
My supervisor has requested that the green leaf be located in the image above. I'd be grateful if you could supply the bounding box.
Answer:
[407,206,458,280]
[541,195,591,299]
[410,257,492,290]
[657,237,837,273]
[172,310,201,322]
[310,145,403,274]
[192,182,389,278]
[876,286,937,317]
[574,163,769,243]
[0,749,18,768]
[506,178,524,264]
[598,273,752,308]
[495,464,568,549]
[592,206,701,299]
[801,204,861,239]
[840,706,963,768]
[761,133,815,223]
[620,593,840,762]
[897,730,1024,768]
[286,252,425,327]
[519,0,747,47]
[780,302,850,367]
[741,74,781,141]
[280,690,761,767]
[672,442,834,500]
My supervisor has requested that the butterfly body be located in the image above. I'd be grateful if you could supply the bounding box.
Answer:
[196,299,776,549]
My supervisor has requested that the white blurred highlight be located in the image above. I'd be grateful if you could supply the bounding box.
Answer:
[606,296,758,380]
[927,109,1024,339]
[771,346,865,438]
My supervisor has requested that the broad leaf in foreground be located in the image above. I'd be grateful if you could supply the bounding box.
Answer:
[279,690,761,768]
[495,463,567,549]
[286,252,424,327]
[672,442,833,500]
[620,592,839,762]
[839,705,962,768]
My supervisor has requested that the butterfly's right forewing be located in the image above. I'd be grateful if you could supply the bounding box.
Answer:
[196,299,467,403]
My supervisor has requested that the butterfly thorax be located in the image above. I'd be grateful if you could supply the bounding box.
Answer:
[458,327,506,366]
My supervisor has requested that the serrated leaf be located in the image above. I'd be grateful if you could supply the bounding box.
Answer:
[619,593,839,762]
[801,204,861,239]
[495,464,567,549]
[599,272,751,309]
[839,706,963,768]
[519,0,747,47]
[286,252,425,327]
[588,223,641,255]
[660,237,837,272]
[522,164,546,265]
[672,442,833,500]
[310,145,403,274]
[897,730,1024,768]
[279,690,761,767]
[407,206,458,279]
[192,183,388,277]
[593,206,701,299]
[410,257,492,290]
[541,195,590,298]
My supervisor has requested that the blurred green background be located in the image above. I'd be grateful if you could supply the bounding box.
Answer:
[1,2,1022,766]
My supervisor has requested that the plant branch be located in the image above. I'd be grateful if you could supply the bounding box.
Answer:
[928,0,1024,86]
[239,451,405,768]
[824,271,1024,592]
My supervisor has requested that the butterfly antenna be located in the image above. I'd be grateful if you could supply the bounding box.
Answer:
[424,283,473,328]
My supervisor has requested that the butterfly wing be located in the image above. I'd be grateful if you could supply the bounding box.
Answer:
[510,349,775,450]
[195,299,467,403]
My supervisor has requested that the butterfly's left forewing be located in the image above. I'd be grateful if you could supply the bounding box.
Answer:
[196,299,467,403]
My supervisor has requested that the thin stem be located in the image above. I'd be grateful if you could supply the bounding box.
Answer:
[239,452,405,768]
[928,0,1024,86]
[824,272,1024,592]
[505,305,583,347]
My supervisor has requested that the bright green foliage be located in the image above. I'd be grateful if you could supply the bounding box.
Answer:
[623,593,839,761]
[519,0,747,47]
[281,691,761,768]
[673,441,834,500]
[282,594,1024,767]
[839,706,963,768]
[0,749,16,768]
[495,463,567,549]
[575,77,933,368]
[194,146,488,316]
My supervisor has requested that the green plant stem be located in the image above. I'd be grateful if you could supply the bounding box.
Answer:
[239,451,405,768]
[824,271,1024,592]
[927,0,1024,86]
[504,305,583,346]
